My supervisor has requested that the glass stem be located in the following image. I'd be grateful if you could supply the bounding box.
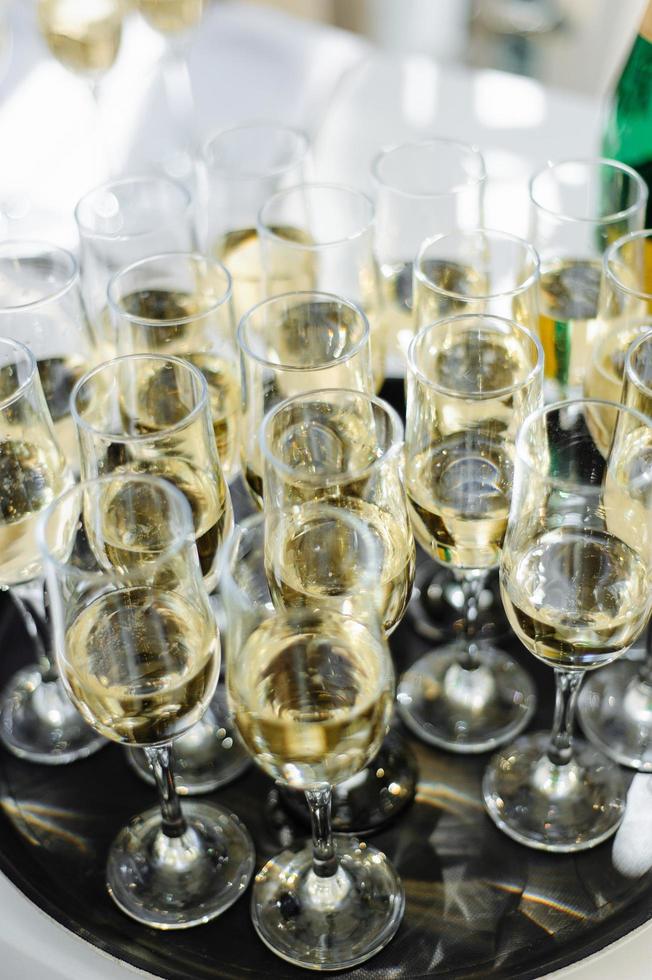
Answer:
[145,744,187,838]
[305,786,338,879]
[455,569,487,670]
[11,579,57,681]
[637,621,652,687]
[547,669,584,767]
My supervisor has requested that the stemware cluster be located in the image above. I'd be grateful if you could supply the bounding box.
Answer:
[2,31,652,970]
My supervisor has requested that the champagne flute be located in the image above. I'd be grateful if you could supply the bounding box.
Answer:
[579,331,652,770]
[75,175,197,353]
[0,240,97,471]
[223,518,404,970]
[107,251,239,478]
[202,122,309,323]
[399,314,543,752]
[258,182,385,387]
[261,388,417,831]
[371,137,486,362]
[71,353,248,792]
[138,0,204,36]
[40,474,254,926]
[0,337,103,763]
[584,228,652,453]
[410,229,540,643]
[238,291,373,509]
[529,157,647,400]
[484,399,652,851]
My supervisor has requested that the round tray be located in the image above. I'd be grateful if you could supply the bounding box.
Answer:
[1,581,651,980]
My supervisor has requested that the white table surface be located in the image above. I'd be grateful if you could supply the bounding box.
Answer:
[1,2,651,977]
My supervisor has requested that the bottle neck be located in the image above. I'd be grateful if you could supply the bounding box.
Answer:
[642,2,652,43]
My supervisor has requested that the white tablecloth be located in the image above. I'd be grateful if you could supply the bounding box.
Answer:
[0,2,650,977]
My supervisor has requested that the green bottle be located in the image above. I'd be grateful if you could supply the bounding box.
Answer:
[603,3,652,243]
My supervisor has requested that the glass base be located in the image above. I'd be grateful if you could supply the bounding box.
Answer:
[125,685,250,794]
[0,665,106,764]
[483,732,626,852]
[408,563,509,643]
[107,801,255,929]
[396,642,536,753]
[252,836,404,971]
[279,731,417,834]
[578,660,652,771]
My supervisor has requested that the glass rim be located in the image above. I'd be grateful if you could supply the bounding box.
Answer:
[370,137,487,199]
[528,157,648,226]
[604,229,652,303]
[515,397,652,492]
[71,352,210,445]
[202,121,309,180]
[37,473,195,580]
[624,329,652,400]
[0,336,38,411]
[236,290,370,372]
[0,240,78,311]
[74,174,193,241]
[407,313,544,400]
[257,182,375,250]
[260,386,404,487]
[414,227,540,301]
[107,251,233,326]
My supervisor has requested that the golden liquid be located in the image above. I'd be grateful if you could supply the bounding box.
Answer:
[64,588,219,744]
[244,463,264,511]
[229,612,393,789]
[407,434,513,570]
[379,262,415,360]
[38,0,123,75]
[116,288,240,478]
[266,499,415,634]
[538,259,602,393]
[138,0,203,33]
[502,527,649,669]
[0,439,71,586]
[36,355,87,469]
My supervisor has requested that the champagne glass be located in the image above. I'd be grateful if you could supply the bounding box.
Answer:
[398,314,543,752]
[40,474,254,926]
[202,122,309,324]
[410,229,540,642]
[0,337,103,763]
[237,291,373,509]
[258,182,385,387]
[584,228,652,453]
[529,157,647,401]
[71,353,247,792]
[0,240,97,471]
[371,138,486,362]
[579,331,652,770]
[138,0,204,34]
[107,251,239,479]
[75,175,197,353]
[261,388,417,831]
[223,519,404,970]
[484,399,652,851]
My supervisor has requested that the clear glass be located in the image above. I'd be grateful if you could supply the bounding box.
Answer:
[414,228,540,330]
[107,251,239,479]
[580,330,652,770]
[261,388,417,832]
[528,158,647,400]
[0,240,97,470]
[222,516,404,970]
[202,123,309,323]
[75,175,197,353]
[484,398,652,851]
[138,0,205,35]
[399,314,544,752]
[39,474,254,927]
[584,228,652,453]
[258,182,385,387]
[371,138,486,361]
[237,290,373,508]
[0,337,102,764]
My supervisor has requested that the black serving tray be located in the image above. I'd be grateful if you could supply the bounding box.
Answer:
[1,380,651,979]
